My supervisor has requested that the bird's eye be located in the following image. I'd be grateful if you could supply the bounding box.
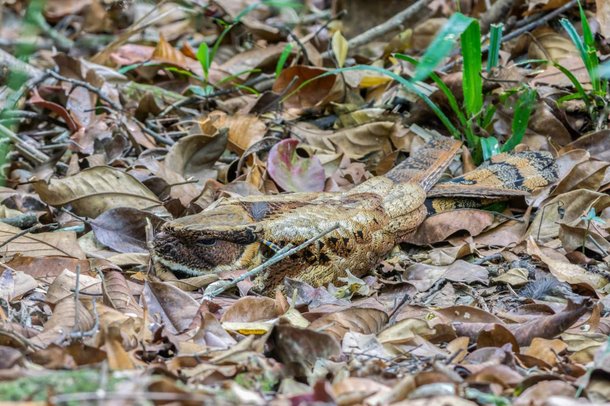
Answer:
[198,238,217,246]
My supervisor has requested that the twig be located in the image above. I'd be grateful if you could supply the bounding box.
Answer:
[72,264,81,337]
[0,123,50,164]
[47,70,122,111]
[0,48,45,82]
[321,0,431,58]
[202,224,340,300]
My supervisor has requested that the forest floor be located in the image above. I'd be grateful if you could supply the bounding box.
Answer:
[1,0,610,404]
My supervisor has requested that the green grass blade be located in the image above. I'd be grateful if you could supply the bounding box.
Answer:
[412,12,475,82]
[480,136,500,160]
[578,2,602,94]
[461,20,483,117]
[501,87,536,153]
[487,23,503,73]
[196,42,210,80]
[394,53,467,127]
[275,43,294,77]
[560,17,601,93]
[552,61,591,107]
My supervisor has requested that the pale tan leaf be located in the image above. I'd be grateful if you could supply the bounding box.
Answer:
[46,269,102,304]
[0,269,37,301]
[331,31,348,68]
[220,296,281,323]
[528,238,608,288]
[142,280,200,334]
[102,270,142,317]
[33,166,163,218]
[377,318,434,344]
[0,223,85,259]
[309,308,389,341]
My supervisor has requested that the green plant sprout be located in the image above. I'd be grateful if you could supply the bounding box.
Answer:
[580,207,606,254]
[558,1,609,127]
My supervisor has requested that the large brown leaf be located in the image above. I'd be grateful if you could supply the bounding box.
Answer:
[0,223,85,259]
[309,308,389,341]
[142,281,200,334]
[33,166,163,218]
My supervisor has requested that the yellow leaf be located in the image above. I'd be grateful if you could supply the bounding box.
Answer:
[332,31,349,68]
[359,75,393,88]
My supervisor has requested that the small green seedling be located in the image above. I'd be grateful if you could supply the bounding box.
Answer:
[580,207,606,254]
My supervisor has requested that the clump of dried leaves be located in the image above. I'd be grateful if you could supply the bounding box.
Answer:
[1,0,610,405]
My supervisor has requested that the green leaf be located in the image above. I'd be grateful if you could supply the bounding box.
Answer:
[275,43,294,77]
[501,87,536,153]
[196,42,210,80]
[552,61,591,107]
[561,16,601,93]
[487,23,503,73]
[461,20,483,117]
[481,136,500,160]
[412,12,476,82]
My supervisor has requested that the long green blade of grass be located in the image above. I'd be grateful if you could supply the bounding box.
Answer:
[502,87,536,153]
[552,61,591,108]
[412,12,476,82]
[461,20,483,117]
[487,24,503,73]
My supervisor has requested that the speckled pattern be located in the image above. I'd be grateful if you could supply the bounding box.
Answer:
[153,139,558,295]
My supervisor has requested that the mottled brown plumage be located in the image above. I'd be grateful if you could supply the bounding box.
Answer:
[153,138,558,295]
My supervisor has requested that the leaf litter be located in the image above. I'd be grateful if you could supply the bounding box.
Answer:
[1,0,610,404]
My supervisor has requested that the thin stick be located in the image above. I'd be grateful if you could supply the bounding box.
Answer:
[202,224,340,300]
[0,123,50,163]
[47,70,122,111]
[72,264,81,338]
[321,0,431,58]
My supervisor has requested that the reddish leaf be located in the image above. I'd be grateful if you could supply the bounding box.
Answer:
[267,139,325,192]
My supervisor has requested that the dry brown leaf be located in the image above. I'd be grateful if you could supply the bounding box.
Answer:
[165,129,228,183]
[377,318,434,344]
[32,297,94,348]
[273,65,344,110]
[403,209,495,245]
[104,325,136,370]
[403,261,489,292]
[528,238,608,288]
[46,269,102,304]
[272,323,341,378]
[33,166,164,218]
[220,42,289,78]
[528,27,578,61]
[304,121,395,160]
[102,270,142,317]
[209,112,267,155]
[142,280,200,334]
[0,269,37,302]
[476,324,520,352]
[220,296,282,323]
[525,337,568,366]
[0,223,86,260]
[309,308,389,341]
[513,380,576,406]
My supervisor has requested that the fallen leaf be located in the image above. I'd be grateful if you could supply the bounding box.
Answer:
[33,167,164,218]
[0,223,86,259]
[309,308,389,341]
[267,139,326,192]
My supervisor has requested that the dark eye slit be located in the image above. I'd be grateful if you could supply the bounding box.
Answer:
[198,238,217,246]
